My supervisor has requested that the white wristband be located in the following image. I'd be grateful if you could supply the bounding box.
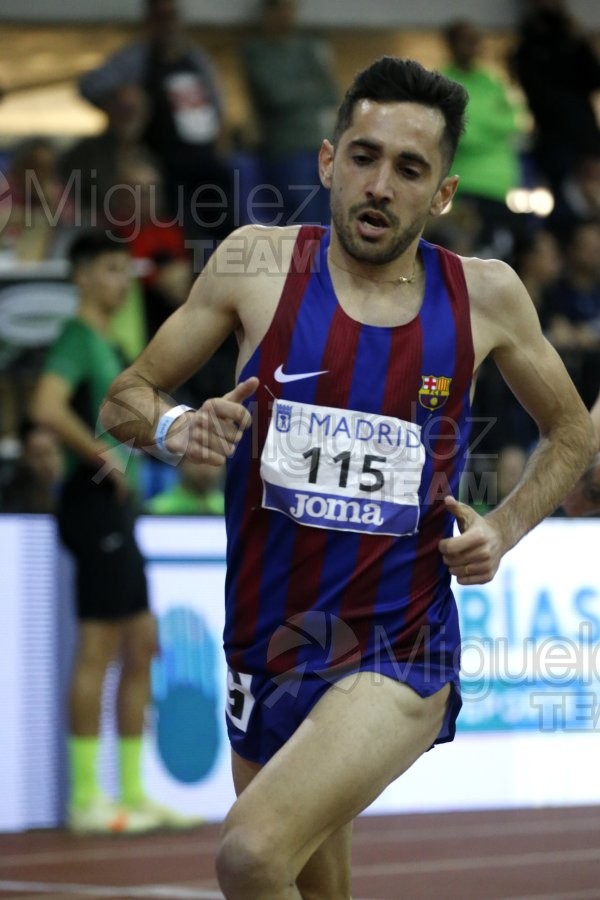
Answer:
[154,404,194,463]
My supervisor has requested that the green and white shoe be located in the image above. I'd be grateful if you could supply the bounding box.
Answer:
[68,795,162,836]
[124,796,205,830]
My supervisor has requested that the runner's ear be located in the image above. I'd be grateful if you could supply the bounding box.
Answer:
[319,140,334,189]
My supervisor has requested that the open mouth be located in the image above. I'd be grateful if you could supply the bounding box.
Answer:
[357,210,390,237]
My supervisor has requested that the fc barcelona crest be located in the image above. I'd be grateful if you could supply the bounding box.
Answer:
[418,374,452,410]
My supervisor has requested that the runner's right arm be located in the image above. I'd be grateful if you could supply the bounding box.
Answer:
[100,230,257,465]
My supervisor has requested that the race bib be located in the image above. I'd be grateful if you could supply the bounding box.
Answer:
[260,399,425,536]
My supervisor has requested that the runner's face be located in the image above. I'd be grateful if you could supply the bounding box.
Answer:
[320,100,457,265]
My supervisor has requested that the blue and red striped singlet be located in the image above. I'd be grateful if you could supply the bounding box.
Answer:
[224,225,474,726]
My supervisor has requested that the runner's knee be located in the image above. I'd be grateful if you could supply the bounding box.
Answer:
[216,824,292,894]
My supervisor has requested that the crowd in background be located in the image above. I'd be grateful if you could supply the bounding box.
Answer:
[1,0,600,517]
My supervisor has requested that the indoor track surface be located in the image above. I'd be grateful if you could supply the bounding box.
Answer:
[1,806,600,899]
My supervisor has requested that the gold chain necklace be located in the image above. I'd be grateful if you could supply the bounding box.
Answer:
[329,256,417,285]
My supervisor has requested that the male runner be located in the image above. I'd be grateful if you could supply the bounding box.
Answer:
[101,58,594,896]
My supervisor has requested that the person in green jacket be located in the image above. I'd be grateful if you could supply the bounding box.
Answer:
[242,0,339,226]
[442,19,527,259]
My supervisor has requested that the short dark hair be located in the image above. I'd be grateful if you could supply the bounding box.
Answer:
[333,57,468,174]
[68,230,128,272]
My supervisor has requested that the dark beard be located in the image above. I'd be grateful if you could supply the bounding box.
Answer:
[331,199,424,265]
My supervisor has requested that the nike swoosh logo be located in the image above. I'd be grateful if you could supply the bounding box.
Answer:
[274,365,329,383]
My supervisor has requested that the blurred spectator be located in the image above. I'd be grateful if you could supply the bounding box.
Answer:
[1,420,62,513]
[80,154,192,369]
[472,228,565,453]
[543,220,600,409]
[466,229,562,459]
[79,0,232,248]
[142,249,193,340]
[423,204,481,257]
[242,0,338,226]
[512,227,563,312]
[29,231,197,834]
[60,84,154,227]
[548,152,600,237]
[106,153,234,476]
[543,220,600,351]
[512,0,600,193]
[461,444,529,516]
[441,19,527,259]
[145,459,224,515]
[111,155,185,250]
[0,137,74,261]
[104,152,235,421]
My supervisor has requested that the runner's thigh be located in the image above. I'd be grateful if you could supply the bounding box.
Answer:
[231,750,352,898]
[223,672,449,878]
